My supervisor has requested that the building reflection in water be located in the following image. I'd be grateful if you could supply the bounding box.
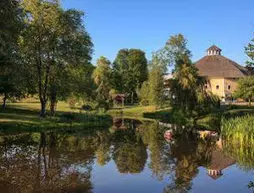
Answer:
[198,131,235,180]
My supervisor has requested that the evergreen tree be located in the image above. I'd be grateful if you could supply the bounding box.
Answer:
[92,56,112,109]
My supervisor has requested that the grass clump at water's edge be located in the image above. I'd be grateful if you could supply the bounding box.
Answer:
[221,114,254,170]
[221,115,254,137]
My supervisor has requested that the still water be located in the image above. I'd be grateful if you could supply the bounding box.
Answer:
[0,118,253,193]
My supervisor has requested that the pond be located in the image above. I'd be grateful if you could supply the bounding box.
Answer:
[0,118,253,193]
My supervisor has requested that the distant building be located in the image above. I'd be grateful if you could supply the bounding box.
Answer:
[163,73,173,96]
[163,73,173,81]
[195,45,250,101]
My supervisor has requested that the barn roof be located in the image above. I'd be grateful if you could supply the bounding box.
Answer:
[195,52,249,78]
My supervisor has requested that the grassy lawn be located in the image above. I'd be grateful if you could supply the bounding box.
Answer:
[107,105,157,117]
[107,105,172,118]
[1,100,254,132]
[6,101,79,113]
[0,101,111,131]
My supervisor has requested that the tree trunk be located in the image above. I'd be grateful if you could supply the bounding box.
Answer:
[50,100,57,117]
[40,100,47,117]
[131,92,134,104]
[49,85,57,116]
[2,94,7,108]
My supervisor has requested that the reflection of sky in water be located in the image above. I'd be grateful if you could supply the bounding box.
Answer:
[92,160,167,193]
[92,157,254,193]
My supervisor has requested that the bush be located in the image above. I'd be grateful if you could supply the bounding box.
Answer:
[82,105,92,111]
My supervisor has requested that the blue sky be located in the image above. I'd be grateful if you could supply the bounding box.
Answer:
[62,0,254,65]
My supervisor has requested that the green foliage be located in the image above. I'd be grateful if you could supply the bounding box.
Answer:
[234,76,254,106]
[82,105,92,111]
[164,35,219,116]
[148,64,166,106]
[92,56,112,106]
[222,115,254,171]
[0,0,25,106]
[155,34,192,68]
[170,57,219,116]
[196,113,221,130]
[221,115,254,137]
[112,49,148,103]
[245,35,254,67]
[137,81,150,105]
[112,128,148,174]
[137,52,167,107]
[19,0,93,116]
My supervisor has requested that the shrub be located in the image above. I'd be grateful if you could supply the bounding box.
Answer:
[82,105,92,111]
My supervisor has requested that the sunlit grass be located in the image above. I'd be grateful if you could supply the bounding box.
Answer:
[108,105,157,116]
[222,115,254,137]
[107,105,172,118]
[0,101,112,130]
[7,101,79,113]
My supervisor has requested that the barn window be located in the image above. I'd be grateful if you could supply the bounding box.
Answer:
[228,85,231,90]
[216,85,219,90]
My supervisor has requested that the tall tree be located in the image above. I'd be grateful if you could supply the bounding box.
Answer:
[113,49,148,104]
[0,0,24,107]
[47,9,94,116]
[154,34,192,69]
[137,34,191,108]
[19,0,93,116]
[137,53,167,107]
[92,56,112,108]
[148,53,168,107]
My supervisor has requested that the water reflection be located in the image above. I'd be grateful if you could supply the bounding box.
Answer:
[0,118,253,192]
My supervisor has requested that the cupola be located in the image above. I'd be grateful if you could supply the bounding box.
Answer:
[207,45,222,56]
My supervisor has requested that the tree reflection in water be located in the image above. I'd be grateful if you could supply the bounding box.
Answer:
[0,118,253,192]
[0,132,94,193]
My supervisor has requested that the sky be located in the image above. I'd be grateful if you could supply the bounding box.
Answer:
[62,0,254,66]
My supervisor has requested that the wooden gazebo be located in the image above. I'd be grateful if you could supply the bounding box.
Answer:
[112,94,125,108]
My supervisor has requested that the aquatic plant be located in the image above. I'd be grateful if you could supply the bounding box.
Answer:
[222,115,254,171]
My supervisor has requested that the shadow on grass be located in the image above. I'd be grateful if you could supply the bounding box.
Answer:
[0,107,39,116]
[0,107,113,132]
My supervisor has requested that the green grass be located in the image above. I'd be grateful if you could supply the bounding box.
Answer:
[2,101,254,132]
[6,101,79,113]
[196,113,222,130]
[196,106,254,131]
[221,115,254,137]
[107,105,158,117]
[222,115,254,170]
[0,101,112,131]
